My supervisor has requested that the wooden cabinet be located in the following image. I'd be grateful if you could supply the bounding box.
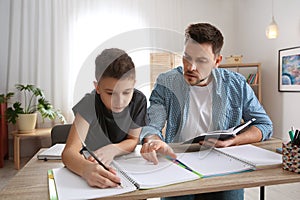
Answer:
[0,103,8,168]
[219,63,262,103]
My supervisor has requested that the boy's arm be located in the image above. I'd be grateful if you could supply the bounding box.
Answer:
[61,113,120,188]
[92,128,140,164]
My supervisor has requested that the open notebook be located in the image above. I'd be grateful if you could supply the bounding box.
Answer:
[182,118,256,144]
[51,144,282,199]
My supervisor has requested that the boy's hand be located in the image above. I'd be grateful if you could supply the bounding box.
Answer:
[90,144,118,165]
[140,140,176,165]
[82,162,121,188]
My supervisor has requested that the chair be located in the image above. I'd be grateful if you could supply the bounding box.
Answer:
[51,124,72,145]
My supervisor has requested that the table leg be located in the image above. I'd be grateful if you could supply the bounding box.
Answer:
[14,136,20,170]
[260,186,265,200]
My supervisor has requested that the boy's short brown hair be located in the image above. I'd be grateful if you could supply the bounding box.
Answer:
[95,48,135,82]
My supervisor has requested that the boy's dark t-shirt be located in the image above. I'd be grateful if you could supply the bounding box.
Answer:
[73,89,147,150]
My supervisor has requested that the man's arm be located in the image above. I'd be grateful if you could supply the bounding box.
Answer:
[206,126,262,148]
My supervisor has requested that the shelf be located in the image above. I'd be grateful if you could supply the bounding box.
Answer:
[219,63,262,103]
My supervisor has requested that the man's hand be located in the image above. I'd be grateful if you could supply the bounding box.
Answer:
[200,126,263,148]
[140,140,177,165]
[200,138,235,148]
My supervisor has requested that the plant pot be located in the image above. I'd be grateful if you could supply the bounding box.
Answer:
[17,113,37,133]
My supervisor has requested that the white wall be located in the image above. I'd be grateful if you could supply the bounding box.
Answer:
[2,0,299,145]
[72,0,237,110]
[236,0,300,141]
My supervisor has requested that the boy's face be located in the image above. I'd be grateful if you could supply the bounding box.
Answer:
[95,77,135,113]
[182,39,222,86]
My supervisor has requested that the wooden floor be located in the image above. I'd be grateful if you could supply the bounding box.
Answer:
[1,157,300,199]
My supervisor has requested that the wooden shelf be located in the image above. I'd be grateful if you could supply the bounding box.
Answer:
[219,63,262,103]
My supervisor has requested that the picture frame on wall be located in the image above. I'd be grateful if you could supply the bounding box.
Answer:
[278,46,300,92]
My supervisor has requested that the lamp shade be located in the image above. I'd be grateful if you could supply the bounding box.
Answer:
[266,16,279,39]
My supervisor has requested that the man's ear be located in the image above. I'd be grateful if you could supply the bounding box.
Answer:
[214,55,223,68]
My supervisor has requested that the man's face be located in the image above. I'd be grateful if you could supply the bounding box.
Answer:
[183,39,221,86]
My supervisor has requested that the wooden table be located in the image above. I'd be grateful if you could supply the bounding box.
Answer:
[11,128,51,170]
[1,138,300,200]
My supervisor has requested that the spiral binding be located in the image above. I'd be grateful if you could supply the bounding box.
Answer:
[112,162,140,189]
[213,148,256,169]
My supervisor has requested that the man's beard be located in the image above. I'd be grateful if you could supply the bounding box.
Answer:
[185,71,211,86]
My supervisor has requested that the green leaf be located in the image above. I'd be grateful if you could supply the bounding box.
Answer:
[6,84,66,124]
[5,102,24,124]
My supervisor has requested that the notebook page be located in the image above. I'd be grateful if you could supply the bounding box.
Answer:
[113,152,199,189]
[52,167,137,200]
[217,144,282,167]
[177,149,254,177]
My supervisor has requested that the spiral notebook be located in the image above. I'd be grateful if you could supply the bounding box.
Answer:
[51,144,281,199]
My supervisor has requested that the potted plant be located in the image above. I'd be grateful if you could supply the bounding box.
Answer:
[6,84,66,132]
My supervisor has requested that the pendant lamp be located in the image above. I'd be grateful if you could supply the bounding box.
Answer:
[266,0,279,39]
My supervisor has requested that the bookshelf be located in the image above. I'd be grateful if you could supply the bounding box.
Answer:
[219,63,262,103]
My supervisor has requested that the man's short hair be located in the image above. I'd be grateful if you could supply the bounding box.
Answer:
[185,23,224,56]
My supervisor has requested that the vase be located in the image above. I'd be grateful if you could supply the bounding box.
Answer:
[17,113,37,133]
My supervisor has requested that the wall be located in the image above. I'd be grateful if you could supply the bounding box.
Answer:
[236,0,300,141]
[3,0,299,157]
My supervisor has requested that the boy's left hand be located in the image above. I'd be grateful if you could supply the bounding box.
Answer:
[89,144,118,165]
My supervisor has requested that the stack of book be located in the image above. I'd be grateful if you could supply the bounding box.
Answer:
[246,73,258,84]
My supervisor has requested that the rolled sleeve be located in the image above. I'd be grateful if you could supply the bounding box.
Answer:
[243,83,273,141]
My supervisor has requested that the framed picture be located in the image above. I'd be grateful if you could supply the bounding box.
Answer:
[278,46,300,92]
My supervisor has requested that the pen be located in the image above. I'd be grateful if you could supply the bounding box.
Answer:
[166,156,203,178]
[293,130,300,146]
[80,145,121,185]
[289,127,295,142]
[80,145,109,170]
[292,129,299,146]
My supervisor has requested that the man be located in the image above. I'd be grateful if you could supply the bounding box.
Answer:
[140,23,273,200]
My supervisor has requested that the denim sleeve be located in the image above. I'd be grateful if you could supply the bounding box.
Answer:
[139,75,168,143]
[242,82,273,141]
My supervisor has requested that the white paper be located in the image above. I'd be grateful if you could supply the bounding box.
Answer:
[113,152,199,189]
[178,149,254,177]
[217,144,282,167]
[52,167,137,200]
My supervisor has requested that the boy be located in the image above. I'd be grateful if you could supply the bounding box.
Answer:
[62,48,147,188]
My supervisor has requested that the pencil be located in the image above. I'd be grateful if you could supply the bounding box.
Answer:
[80,145,121,185]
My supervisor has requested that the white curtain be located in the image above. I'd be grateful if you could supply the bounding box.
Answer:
[1,0,223,124]
[0,0,151,123]
[1,0,75,122]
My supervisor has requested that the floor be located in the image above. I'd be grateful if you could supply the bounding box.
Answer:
[1,157,300,199]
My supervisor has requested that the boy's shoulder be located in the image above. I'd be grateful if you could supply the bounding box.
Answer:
[133,89,147,101]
